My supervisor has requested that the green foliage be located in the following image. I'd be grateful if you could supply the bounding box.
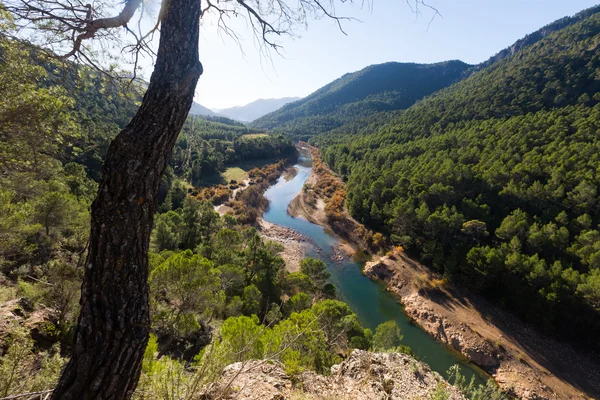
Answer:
[0,34,97,286]
[288,292,312,313]
[300,258,330,292]
[201,300,367,377]
[0,37,79,183]
[446,365,508,400]
[136,351,192,400]
[151,198,220,252]
[220,315,265,362]
[372,320,403,351]
[251,61,470,140]
[429,382,451,400]
[166,115,296,188]
[150,250,224,337]
[242,284,262,316]
[0,325,66,397]
[32,191,79,236]
[316,8,600,347]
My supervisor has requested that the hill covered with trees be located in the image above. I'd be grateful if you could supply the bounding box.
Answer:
[313,5,600,349]
[0,32,486,400]
[251,61,471,140]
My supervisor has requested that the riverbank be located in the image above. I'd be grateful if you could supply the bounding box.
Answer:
[287,146,373,253]
[257,219,311,272]
[212,159,310,272]
[365,251,600,399]
[288,145,600,400]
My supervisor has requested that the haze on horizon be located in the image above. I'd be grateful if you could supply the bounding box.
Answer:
[182,0,599,110]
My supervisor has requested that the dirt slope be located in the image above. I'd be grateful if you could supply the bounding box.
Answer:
[364,251,600,400]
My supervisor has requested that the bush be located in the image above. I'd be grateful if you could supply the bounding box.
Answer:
[372,320,403,351]
[0,325,66,397]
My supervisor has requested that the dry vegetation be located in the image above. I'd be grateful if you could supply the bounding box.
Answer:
[223,159,293,224]
[297,144,386,253]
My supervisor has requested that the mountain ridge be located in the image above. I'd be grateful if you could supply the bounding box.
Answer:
[251,60,471,140]
[316,6,600,353]
[189,101,224,118]
[214,97,301,122]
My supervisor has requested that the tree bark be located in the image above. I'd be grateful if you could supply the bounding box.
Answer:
[51,0,203,398]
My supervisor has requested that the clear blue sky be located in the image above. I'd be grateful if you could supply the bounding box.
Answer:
[178,0,600,109]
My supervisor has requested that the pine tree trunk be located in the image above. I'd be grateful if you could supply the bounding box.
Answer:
[51,1,203,398]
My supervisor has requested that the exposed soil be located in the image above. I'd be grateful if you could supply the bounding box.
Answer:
[282,166,299,182]
[364,251,600,400]
[257,219,312,272]
[214,178,250,215]
[287,167,327,225]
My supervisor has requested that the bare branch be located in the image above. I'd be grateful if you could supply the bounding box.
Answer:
[61,0,142,58]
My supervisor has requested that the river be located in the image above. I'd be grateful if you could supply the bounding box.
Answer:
[262,152,487,385]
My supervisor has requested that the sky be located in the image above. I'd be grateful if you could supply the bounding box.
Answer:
[140,0,600,110]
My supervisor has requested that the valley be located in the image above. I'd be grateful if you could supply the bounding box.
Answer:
[1,2,600,400]
[263,146,600,399]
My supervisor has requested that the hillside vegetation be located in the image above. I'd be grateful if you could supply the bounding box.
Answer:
[251,61,471,140]
[315,6,600,348]
[167,116,295,186]
[1,30,504,400]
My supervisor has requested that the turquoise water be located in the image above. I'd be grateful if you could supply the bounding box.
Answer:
[263,153,487,385]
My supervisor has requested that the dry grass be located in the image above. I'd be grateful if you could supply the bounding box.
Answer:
[223,167,248,183]
[241,133,269,139]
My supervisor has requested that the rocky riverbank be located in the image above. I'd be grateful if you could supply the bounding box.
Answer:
[364,251,600,400]
[203,349,466,399]
[255,147,600,399]
[257,219,313,272]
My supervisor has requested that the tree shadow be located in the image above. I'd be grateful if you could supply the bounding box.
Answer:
[427,282,600,398]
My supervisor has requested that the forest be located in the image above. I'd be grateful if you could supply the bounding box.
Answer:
[169,117,295,185]
[312,7,600,348]
[251,61,470,140]
[0,18,457,399]
[3,0,600,397]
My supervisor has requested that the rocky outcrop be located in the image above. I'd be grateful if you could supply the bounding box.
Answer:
[360,252,600,400]
[362,255,502,371]
[363,259,395,281]
[203,350,466,399]
[403,294,501,370]
[0,298,61,350]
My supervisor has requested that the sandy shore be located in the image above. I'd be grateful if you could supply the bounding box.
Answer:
[257,219,313,272]
[282,166,299,182]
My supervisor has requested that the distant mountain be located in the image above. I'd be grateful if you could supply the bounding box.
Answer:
[189,102,223,118]
[250,61,470,140]
[216,97,301,122]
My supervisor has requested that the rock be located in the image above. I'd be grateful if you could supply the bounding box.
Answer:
[403,295,500,370]
[363,259,394,280]
[18,297,35,313]
[203,350,466,399]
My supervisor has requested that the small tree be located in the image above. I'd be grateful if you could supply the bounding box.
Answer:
[373,320,403,351]
[300,258,330,290]
[149,250,224,337]
[32,191,77,236]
